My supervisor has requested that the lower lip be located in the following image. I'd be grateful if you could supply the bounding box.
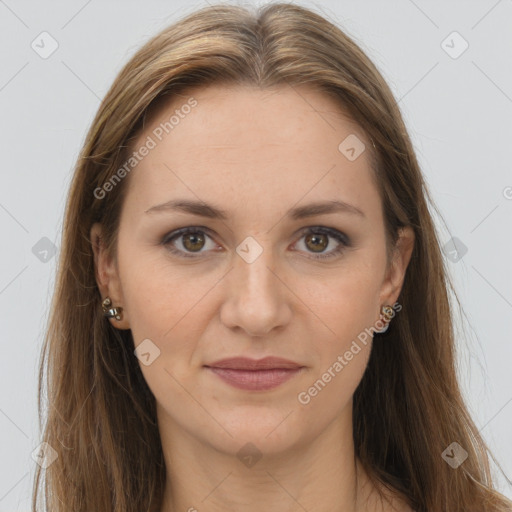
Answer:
[206,367,303,390]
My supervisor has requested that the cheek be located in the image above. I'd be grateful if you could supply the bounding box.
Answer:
[301,260,382,337]
[295,259,381,400]
[120,256,211,401]
[118,246,208,338]
[117,250,224,397]
[295,270,378,414]
[297,341,371,425]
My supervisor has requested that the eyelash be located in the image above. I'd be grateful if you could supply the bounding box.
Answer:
[161,226,351,261]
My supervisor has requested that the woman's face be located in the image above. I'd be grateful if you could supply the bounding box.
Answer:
[91,83,413,457]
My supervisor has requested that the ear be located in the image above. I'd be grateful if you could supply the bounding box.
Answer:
[90,222,131,330]
[378,226,415,308]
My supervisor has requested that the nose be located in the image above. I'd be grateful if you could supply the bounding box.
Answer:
[219,241,292,337]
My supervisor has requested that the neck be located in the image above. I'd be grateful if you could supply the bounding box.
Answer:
[157,405,377,512]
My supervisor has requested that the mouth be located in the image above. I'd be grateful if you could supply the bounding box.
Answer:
[204,357,305,391]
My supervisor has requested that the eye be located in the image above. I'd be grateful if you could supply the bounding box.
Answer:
[292,226,350,260]
[162,227,218,258]
[162,226,350,260]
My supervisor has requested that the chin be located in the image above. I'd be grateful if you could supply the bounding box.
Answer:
[199,407,308,458]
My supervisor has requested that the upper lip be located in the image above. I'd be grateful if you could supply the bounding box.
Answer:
[205,357,303,370]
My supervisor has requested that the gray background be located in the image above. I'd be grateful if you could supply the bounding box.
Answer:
[0,0,511,509]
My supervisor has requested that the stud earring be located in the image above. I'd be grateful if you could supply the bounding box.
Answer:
[375,304,394,334]
[381,305,394,322]
[101,296,123,321]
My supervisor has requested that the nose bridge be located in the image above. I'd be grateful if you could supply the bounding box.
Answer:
[233,234,280,301]
[220,234,291,336]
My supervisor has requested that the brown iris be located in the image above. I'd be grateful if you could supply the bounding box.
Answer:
[305,233,328,253]
[182,232,205,252]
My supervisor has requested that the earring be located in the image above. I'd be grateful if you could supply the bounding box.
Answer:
[102,296,123,321]
[381,305,394,322]
[375,304,394,334]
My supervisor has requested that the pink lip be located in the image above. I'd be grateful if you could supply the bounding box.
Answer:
[204,357,304,391]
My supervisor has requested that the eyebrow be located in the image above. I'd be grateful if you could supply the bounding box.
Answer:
[144,198,365,219]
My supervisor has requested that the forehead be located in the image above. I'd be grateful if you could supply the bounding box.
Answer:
[123,83,379,217]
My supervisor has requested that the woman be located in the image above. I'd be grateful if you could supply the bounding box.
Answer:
[32,3,512,511]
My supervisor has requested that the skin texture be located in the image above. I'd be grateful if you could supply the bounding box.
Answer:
[91,84,415,512]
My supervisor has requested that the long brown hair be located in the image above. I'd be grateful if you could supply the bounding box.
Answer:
[32,3,512,511]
